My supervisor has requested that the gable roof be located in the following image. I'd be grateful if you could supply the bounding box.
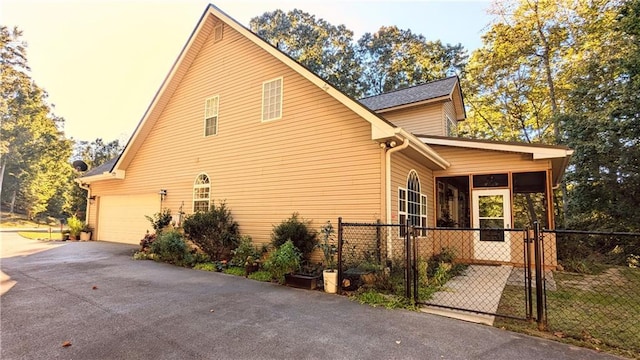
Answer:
[76,3,449,184]
[359,76,459,111]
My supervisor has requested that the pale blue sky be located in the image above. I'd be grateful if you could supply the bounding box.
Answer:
[2,0,493,142]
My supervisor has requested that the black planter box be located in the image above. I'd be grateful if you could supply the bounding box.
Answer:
[285,274,319,290]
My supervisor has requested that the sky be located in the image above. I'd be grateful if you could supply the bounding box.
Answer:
[2,0,494,143]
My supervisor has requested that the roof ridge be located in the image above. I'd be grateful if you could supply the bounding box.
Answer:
[359,75,458,100]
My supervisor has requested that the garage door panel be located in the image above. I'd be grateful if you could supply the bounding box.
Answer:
[98,195,160,244]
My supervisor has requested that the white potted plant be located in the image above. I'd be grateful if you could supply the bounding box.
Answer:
[318,221,338,293]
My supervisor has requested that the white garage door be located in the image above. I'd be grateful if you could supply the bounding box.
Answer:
[97,194,160,244]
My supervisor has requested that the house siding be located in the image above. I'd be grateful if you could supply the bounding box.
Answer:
[88,16,383,246]
[381,103,446,136]
[430,145,551,177]
[390,152,434,227]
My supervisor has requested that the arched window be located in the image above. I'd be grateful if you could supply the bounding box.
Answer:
[193,173,210,212]
[398,170,427,236]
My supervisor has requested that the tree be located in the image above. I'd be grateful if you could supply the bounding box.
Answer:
[358,26,467,96]
[561,0,640,231]
[0,26,74,218]
[250,9,363,98]
[69,138,124,215]
[250,9,467,98]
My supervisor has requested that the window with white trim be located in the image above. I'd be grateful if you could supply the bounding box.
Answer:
[193,173,210,212]
[204,96,219,136]
[398,188,407,236]
[262,77,282,121]
[445,115,457,137]
[399,170,427,236]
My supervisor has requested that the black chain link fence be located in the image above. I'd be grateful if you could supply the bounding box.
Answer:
[541,229,640,355]
[338,221,409,297]
[414,227,535,321]
[338,219,640,356]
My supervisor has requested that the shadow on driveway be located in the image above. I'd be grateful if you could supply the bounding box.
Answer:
[0,238,618,360]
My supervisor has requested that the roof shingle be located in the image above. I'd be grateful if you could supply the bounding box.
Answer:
[359,76,458,111]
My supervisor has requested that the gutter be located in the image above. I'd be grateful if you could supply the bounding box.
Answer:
[76,182,91,224]
[385,138,410,224]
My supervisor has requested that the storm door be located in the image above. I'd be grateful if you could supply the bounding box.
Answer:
[472,189,511,262]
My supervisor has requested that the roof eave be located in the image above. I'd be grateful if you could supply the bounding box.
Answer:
[76,170,126,184]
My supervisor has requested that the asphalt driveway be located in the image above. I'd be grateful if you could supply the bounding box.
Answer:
[0,233,618,360]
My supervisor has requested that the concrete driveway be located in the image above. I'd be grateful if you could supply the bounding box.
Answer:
[0,233,617,360]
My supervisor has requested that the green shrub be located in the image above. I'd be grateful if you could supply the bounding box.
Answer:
[264,240,301,284]
[248,270,272,282]
[271,213,317,259]
[145,208,172,234]
[230,235,262,266]
[67,215,84,238]
[223,267,246,276]
[194,262,217,271]
[182,201,239,261]
[150,230,192,266]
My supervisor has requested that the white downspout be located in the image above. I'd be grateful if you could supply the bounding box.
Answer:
[385,138,410,256]
[77,182,91,224]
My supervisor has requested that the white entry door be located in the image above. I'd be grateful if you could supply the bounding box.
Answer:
[472,189,511,262]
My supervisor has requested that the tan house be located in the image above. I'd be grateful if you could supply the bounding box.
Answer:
[78,4,572,266]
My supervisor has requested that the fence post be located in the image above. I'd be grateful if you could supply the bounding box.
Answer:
[405,219,411,299]
[533,221,546,330]
[525,227,533,321]
[376,219,382,264]
[337,217,343,296]
[412,227,418,303]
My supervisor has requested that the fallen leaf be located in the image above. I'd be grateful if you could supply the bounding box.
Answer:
[62,341,72,347]
[553,332,565,338]
[395,340,401,344]
[92,286,98,290]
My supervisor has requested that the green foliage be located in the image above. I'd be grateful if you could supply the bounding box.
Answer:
[223,267,246,276]
[250,10,467,98]
[145,208,172,234]
[248,270,272,282]
[357,26,466,96]
[271,213,317,259]
[182,201,239,260]
[150,230,192,266]
[351,289,417,310]
[317,221,337,270]
[67,215,84,238]
[264,240,301,284]
[1,26,74,219]
[230,235,262,267]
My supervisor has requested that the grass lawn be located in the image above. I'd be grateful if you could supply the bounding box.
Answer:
[495,267,640,359]
[17,231,64,241]
[1,211,61,228]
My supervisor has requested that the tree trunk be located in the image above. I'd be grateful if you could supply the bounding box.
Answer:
[0,159,5,198]
[9,189,16,213]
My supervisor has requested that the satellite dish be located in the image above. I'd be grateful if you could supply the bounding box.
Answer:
[72,160,88,172]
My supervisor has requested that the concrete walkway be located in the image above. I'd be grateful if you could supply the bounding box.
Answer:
[421,265,513,326]
[1,234,617,360]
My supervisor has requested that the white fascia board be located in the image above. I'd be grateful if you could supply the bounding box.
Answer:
[76,170,126,184]
[397,129,450,169]
[421,137,573,160]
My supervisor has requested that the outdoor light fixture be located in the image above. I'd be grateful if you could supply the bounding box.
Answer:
[159,189,167,201]
[88,195,96,204]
